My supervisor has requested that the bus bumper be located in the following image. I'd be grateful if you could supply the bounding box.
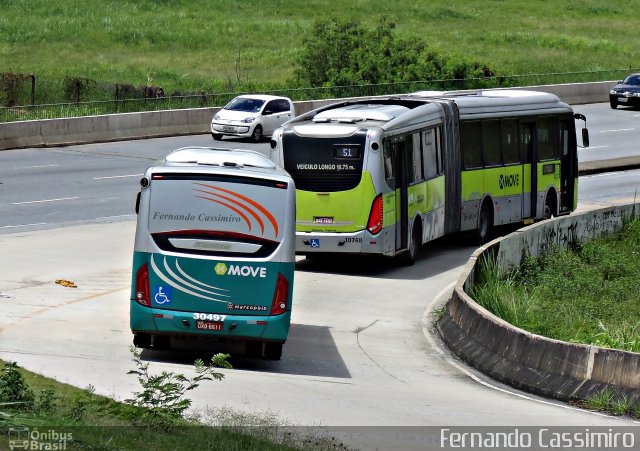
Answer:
[130,301,291,342]
[295,230,390,255]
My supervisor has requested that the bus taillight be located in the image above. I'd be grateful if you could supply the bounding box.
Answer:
[367,194,384,235]
[135,263,151,307]
[270,273,289,315]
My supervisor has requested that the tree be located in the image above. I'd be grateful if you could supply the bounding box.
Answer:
[292,16,493,88]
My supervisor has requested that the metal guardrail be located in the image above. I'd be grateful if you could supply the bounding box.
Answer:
[2,69,639,123]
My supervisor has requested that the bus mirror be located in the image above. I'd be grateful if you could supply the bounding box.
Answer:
[582,128,590,148]
[135,192,141,214]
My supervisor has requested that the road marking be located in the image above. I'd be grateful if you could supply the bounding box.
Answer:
[599,128,634,133]
[93,174,142,180]
[12,197,79,205]
[15,164,59,169]
[95,214,136,220]
[582,145,608,149]
[1,223,47,229]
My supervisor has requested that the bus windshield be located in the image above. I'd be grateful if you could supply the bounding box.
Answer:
[282,131,367,192]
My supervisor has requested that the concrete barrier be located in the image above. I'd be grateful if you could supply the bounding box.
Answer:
[0,81,616,151]
[437,203,640,405]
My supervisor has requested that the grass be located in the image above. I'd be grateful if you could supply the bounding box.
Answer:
[0,360,347,450]
[470,217,640,418]
[470,218,640,352]
[579,388,637,417]
[1,0,640,96]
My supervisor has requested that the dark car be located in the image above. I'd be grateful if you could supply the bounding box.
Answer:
[609,73,640,109]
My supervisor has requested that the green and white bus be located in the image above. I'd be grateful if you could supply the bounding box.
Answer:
[131,147,296,359]
[269,89,588,264]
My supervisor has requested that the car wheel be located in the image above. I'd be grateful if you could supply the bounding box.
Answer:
[212,133,223,141]
[610,100,618,109]
[251,125,263,142]
[476,201,493,245]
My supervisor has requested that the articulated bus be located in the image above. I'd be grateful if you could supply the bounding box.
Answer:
[269,89,589,264]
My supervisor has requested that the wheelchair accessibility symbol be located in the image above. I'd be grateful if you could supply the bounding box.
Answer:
[310,239,320,248]
[153,286,172,305]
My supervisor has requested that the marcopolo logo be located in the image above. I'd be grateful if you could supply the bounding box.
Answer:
[214,262,267,278]
[499,173,520,189]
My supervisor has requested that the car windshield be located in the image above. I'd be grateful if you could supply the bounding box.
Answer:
[224,97,265,113]
[623,75,640,86]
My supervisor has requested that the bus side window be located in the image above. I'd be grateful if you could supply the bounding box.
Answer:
[538,117,555,161]
[383,140,395,189]
[435,126,443,175]
[408,133,423,183]
[422,128,438,180]
[461,122,482,169]
[520,124,533,163]
[482,120,502,167]
[559,119,570,156]
[501,120,520,165]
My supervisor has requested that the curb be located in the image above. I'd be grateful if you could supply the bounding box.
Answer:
[436,203,640,405]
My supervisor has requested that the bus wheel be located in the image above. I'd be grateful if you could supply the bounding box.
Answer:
[543,194,556,219]
[265,342,283,360]
[246,341,263,358]
[398,221,421,266]
[133,333,151,349]
[152,335,171,350]
[476,202,493,244]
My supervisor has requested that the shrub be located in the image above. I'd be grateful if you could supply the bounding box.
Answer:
[292,16,494,88]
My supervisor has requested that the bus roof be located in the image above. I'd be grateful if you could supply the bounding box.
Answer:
[163,147,274,168]
[154,147,291,179]
[409,89,573,118]
[313,104,410,123]
[283,89,573,134]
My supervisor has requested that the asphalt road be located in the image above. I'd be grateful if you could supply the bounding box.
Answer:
[574,102,640,163]
[0,102,639,449]
[1,103,639,233]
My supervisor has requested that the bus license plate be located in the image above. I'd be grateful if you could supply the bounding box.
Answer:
[196,320,223,331]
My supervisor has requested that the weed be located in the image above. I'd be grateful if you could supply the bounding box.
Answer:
[432,307,446,321]
[611,395,633,416]
[35,389,57,415]
[469,218,640,351]
[584,388,614,411]
[0,362,34,412]
[125,346,232,427]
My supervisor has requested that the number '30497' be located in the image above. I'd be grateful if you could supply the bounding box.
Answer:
[193,313,226,321]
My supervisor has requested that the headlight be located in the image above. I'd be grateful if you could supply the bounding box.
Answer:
[214,113,221,120]
[609,89,616,95]
[241,117,255,124]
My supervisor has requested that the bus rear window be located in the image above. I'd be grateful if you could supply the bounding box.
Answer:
[147,174,287,244]
[282,131,367,192]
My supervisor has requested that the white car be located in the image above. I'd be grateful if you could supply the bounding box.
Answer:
[210,94,295,142]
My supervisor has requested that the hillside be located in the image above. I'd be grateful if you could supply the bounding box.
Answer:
[0,0,638,93]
